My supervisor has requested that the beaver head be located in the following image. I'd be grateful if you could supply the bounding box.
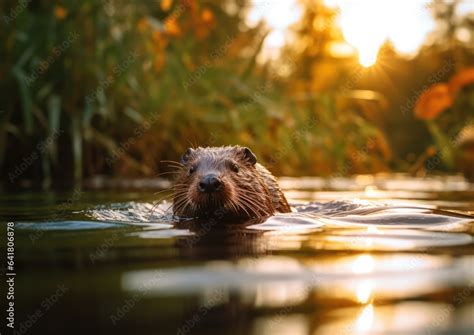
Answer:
[172,146,274,219]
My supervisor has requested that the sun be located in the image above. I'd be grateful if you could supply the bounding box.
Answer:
[326,0,435,67]
[249,0,472,66]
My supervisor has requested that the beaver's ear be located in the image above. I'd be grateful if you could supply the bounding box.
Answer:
[242,147,257,165]
[181,148,194,164]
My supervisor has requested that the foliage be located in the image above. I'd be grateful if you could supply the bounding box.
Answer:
[1,0,472,188]
[0,0,389,187]
[1,0,263,185]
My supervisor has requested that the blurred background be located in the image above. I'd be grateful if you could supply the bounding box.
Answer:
[1,0,473,189]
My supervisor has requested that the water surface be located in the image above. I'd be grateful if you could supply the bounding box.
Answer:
[2,175,473,334]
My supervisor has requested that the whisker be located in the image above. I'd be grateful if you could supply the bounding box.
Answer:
[153,189,173,196]
[171,196,193,215]
[160,160,184,166]
[233,200,250,217]
[147,199,168,218]
[237,195,268,217]
[237,194,266,210]
[238,198,260,218]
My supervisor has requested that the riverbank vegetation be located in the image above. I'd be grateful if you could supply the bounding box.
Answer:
[1,0,473,188]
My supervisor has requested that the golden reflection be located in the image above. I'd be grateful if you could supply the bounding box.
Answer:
[315,302,461,335]
[351,254,375,274]
[254,281,308,308]
[362,226,378,248]
[354,304,374,332]
[355,280,374,304]
[364,185,379,197]
[367,226,378,234]
[240,257,309,307]
[122,254,469,311]
[314,229,472,251]
[252,314,309,335]
[304,254,460,304]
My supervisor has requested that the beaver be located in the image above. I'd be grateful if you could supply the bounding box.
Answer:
[172,146,291,219]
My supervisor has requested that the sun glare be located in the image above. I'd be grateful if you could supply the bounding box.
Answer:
[248,0,434,66]
[249,0,472,66]
[327,0,435,67]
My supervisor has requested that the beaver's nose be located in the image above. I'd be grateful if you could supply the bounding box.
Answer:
[198,174,222,193]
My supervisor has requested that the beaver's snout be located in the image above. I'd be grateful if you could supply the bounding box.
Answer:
[198,174,222,193]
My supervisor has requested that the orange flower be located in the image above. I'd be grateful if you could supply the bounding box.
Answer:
[137,17,149,32]
[54,6,67,20]
[448,67,474,98]
[164,18,180,37]
[414,83,453,120]
[160,0,173,11]
[201,9,214,25]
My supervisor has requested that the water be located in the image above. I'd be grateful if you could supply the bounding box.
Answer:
[2,174,473,334]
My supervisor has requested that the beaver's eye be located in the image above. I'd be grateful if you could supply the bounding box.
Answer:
[189,165,197,174]
[230,162,239,173]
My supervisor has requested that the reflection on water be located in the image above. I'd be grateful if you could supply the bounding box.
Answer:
[252,314,309,335]
[314,302,474,335]
[305,229,473,251]
[252,302,474,335]
[6,175,474,334]
[355,279,373,304]
[352,254,375,274]
[121,254,472,305]
[118,253,473,333]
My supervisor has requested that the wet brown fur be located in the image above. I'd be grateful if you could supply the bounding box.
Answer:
[172,146,291,219]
